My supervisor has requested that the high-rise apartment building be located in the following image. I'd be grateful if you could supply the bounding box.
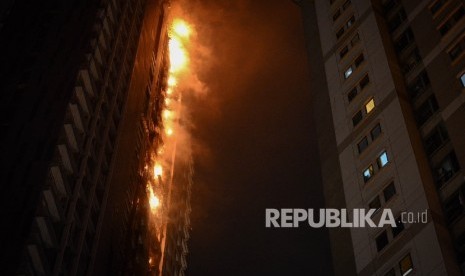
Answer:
[0,0,192,275]
[296,0,465,275]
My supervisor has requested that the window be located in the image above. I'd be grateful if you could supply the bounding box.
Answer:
[365,98,375,114]
[347,74,369,103]
[352,110,363,126]
[383,182,396,202]
[369,196,381,212]
[402,48,422,74]
[392,216,404,237]
[344,66,354,79]
[408,71,430,99]
[399,254,414,276]
[342,0,351,10]
[340,45,349,58]
[430,0,448,15]
[345,53,364,80]
[336,15,356,39]
[354,54,365,67]
[351,33,360,44]
[445,191,465,223]
[348,87,358,102]
[439,7,465,36]
[376,230,389,251]
[333,9,341,21]
[358,136,369,153]
[371,123,382,140]
[461,72,465,87]
[363,165,374,182]
[449,41,464,61]
[378,151,389,168]
[415,95,439,125]
[359,74,370,89]
[424,123,449,155]
[435,151,460,187]
[395,28,414,53]
[388,8,407,32]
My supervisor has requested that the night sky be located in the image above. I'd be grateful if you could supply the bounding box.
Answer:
[177,1,334,275]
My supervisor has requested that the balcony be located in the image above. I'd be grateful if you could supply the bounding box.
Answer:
[74,86,91,116]
[50,166,70,197]
[58,144,75,173]
[43,189,62,221]
[68,103,85,133]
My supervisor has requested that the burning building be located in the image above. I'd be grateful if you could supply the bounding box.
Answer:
[0,0,194,275]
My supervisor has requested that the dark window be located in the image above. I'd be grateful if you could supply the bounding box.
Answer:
[352,110,363,126]
[358,136,369,153]
[415,95,439,125]
[402,48,422,74]
[336,27,345,39]
[342,0,351,10]
[424,123,449,155]
[360,74,370,89]
[354,54,365,67]
[340,45,349,58]
[449,43,464,61]
[376,231,389,251]
[430,0,447,15]
[395,28,414,53]
[371,123,382,140]
[435,151,461,187]
[369,196,381,212]
[351,33,360,45]
[383,182,396,202]
[445,191,465,223]
[348,87,358,102]
[333,9,341,21]
[392,216,404,237]
[408,71,430,99]
[439,7,465,36]
[388,8,407,32]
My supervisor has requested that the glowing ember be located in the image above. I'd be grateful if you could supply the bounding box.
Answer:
[172,19,191,38]
[165,128,173,136]
[154,164,163,178]
[167,76,177,87]
[148,185,160,212]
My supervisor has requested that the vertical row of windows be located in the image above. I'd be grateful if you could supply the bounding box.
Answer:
[339,33,360,59]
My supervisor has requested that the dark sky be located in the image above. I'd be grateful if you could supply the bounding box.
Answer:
[179,1,334,275]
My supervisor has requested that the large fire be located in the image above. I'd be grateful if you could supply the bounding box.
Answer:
[147,18,191,214]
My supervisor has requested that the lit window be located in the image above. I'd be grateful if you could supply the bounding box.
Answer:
[376,230,388,251]
[345,66,353,79]
[378,151,389,168]
[363,165,374,182]
[399,254,414,276]
[357,136,369,153]
[460,72,465,87]
[365,98,375,114]
[383,182,396,202]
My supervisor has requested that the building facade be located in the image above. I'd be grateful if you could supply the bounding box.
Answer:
[296,0,465,275]
[0,0,192,275]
